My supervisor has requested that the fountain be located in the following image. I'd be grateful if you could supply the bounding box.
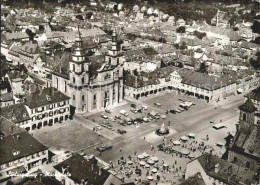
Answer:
[155,122,169,136]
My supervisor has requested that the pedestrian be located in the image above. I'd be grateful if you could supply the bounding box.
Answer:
[144,136,146,140]
[120,148,122,152]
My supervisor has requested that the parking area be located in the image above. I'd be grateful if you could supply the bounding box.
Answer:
[86,92,207,136]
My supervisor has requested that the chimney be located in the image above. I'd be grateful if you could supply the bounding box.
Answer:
[214,163,220,173]
[228,165,232,175]
[17,135,20,141]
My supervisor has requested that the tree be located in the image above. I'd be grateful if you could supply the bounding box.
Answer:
[198,62,207,73]
[176,26,186,33]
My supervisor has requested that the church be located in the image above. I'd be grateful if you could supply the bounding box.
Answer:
[51,28,124,113]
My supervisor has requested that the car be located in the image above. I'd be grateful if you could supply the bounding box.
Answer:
[134,118,143,123]
[96,126,102,130]
[120,109,128,116]
[141,105,148,110]
[96,143,113,152]
[210,120,214,123]
[192,102,196,105]
[117,129,127,134]
[178,98,184,102]
[154,103,161,107]
[179,107,185,111]
[130,109,138,114]
[143,117,149,122]
[155,115,160,119]
[175,109,181,113]
[115,115,121,120]
[119,120,126,126]
[109,117,116,122]
[105,109,111,114]
[169,109,176,114]
[131,104,137,108]
[101,114,108,119]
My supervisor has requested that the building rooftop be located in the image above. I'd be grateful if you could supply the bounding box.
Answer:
[238,99,257,113]
[231,125,260,159]
[245,87,260,101]
[1,103,30,123]
[53,154,111,185]
[0,119,48,165]
[24,87,70,109]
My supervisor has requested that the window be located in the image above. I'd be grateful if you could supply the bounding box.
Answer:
[73,64,75,71]
[65,81,67,92]
[246,161,250,169]
[117,58,119,64]
[73,77,75,83]
[82,64,84,71]
[73,95,75,100]
[243,113,247,121]
[82,77,84,83]
[82,95,84,101]
[94,94,96,100]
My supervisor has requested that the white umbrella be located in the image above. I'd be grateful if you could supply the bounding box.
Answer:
[188,153,195,158]
[188,133,195,138]
[127,161,133,165]
[138,154,144,159]
[142,152,150,158]
[151,168,157,173]
[181,149,190,155]
[150,156,159,162]
[163,163,168,167]
[147,176,153,180]
[161,115,166,119]
[145,164,150,168]
[173,140,181,145]
[140,161,146,166]
[180,136,188,141]
[147,159,154,165]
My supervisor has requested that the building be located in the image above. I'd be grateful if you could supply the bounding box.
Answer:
[124,66,237,102]
[0,79,14,107]
[227,87,260,172]
[0,117,49,182]
[23,87,70,131]
[52,28,124,113]
[53,154,122,185]
[185,153,260,185]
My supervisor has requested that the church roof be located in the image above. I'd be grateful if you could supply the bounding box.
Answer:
[238,99,257,113]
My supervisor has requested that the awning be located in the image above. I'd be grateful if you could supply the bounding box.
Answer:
[188,133,195,138]
[213,123,225,129]
[173,140,181,145]
[181,149,190,155]
[180,136,188,141]
[147,159,154,165]
[8,166,26,174]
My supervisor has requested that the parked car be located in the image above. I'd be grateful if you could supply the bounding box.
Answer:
[105,109,111,114]
[101,114,108,119]
[169,109,176,114]
[143,117,149,122]
[130,109,138,114]
[154,103,161,107]
[115,115,121,120]
[96,143,112,152]
[179,107,185,111]
[117,129,127,134]
[131,104,137,108]
[175,109,181,113]
[119,120,126,126]
[141,105,148,110]
[109,117,116,122]
[134,118,143,123]
[120,109,128,116]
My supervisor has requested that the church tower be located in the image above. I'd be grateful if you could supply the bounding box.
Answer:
[238,99,257,131]
[69,30,89,113]
[105,27,123,65]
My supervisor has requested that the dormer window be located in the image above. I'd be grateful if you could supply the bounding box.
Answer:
[12,149,20,156]
[46,94,52,101]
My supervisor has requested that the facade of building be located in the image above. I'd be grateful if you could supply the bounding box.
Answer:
[52,29,124,113]
[0,117,49,182]
[227,87,260,172]
[0,79,14,107]
[185,153,259,185]
[53,154,122,185]
[23,87,70,132]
